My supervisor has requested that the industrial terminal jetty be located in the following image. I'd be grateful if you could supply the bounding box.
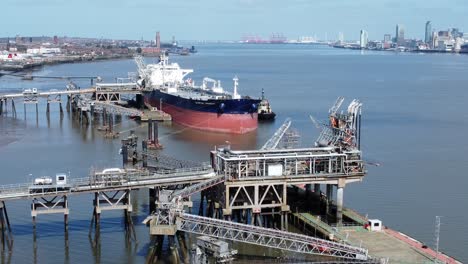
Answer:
[0,75,462,263]
[0,40,463,263]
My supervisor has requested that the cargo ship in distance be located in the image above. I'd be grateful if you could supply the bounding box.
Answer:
[135,55,261,134]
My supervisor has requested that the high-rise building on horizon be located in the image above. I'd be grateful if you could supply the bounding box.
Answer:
[384,34,391,43]
[338,32,344,43]
[395,24,405,45]
[360,30,368,49]
[425,21,432,44]
[155,31,160,50]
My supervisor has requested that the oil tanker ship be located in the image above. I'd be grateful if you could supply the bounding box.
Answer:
[135,55,261,134]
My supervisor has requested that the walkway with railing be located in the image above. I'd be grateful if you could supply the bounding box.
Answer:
[177,212,369,260]
[0,166,215,201]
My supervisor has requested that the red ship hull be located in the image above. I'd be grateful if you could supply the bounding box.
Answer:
[160,102,258,134]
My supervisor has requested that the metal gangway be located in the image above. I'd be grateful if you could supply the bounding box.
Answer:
[260,118,291,150]
[92,101,143,117]
[170,174,225,200]
[0,88,96,101]
[173,212,369,260]
[0,166,215,201]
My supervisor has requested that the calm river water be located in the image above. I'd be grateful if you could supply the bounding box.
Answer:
[0,44,467,263]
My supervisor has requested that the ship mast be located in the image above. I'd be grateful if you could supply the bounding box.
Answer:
[233,76,241,99]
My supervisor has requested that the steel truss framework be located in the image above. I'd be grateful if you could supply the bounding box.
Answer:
[23,94,39,104]
[47,94,62,103]
[177,213,368,260]
[213,147,365,181]
[31,195,69,217]
[171,175,225,200]
[93,102,143,117]
[261,118,291,150]
[90,190,136,241]
[225,182,287,212]
[94,190,132,213]
[31,195,69,232]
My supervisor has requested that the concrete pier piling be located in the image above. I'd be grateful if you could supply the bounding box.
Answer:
[0,202,13,251]
[145,119,162,149]
[336,182,345,226]
[11,100,16,118]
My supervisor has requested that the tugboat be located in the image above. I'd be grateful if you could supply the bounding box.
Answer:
[257,89,276,121]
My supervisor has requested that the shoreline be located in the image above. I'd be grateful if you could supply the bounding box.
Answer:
[0,53,135,73]
[331,44,468,55]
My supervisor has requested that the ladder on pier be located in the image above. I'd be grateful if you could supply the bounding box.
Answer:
[177,213,368,260]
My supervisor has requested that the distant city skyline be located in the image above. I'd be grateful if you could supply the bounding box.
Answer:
[2,0,468,41]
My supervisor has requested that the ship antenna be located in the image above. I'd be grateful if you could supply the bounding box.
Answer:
[262,88,265,100]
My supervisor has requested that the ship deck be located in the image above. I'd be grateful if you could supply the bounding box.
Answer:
[154,86,234,101]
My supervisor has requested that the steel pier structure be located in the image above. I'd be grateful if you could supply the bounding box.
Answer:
[0,97,373,262]
[212,146,364,227]
[143,98,371,261]
[0,81,143,119]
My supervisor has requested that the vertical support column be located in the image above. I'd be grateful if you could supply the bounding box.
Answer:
[176,232,189,263]
[35,102,38,118]
[142,140,148,167]
[281,183,290,231]
[169,236,180,263]
[102,108,107,127]
[92,192,101,232]
[0,99,3,115]
[11,100,16,118]
[251,184,262,226]
[64,196,69,233]
[149,187,156,213]
[31,198,37,230]
[108,114,113,133]
[223,186,231,221]
[83,111,89,125]
[199,191,205,216]
[326,184,333,215]
[147,119,153,142]
[153,121,159,145]
[0,201,13,251]
[121,144,128,167]
[336,179,345,226]
[90,103,94,121]
[314,184,320,194]
[66,95,70,112]
[124,190,136,242]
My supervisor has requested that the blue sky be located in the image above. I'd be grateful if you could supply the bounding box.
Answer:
[2,0,468,41]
